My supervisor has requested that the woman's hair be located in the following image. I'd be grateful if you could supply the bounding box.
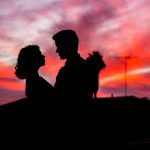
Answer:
[15,45,43,79]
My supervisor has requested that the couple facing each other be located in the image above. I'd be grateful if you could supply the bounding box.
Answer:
[15,29,105,105]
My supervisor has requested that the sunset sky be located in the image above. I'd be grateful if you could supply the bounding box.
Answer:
[0,0,150,105]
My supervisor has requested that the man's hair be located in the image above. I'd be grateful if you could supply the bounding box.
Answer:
[52,29,79,51]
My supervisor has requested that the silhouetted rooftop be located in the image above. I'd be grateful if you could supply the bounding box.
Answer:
[1,96,150,149]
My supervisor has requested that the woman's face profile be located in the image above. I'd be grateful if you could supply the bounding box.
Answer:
[24,46,45,68]
[35,50,45,67]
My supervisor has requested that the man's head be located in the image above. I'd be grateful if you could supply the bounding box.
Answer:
[52,29,79,59]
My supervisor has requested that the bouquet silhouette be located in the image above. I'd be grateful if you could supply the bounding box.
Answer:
[86,51,106,98]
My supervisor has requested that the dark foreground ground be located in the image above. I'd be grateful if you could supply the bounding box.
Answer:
[0,96,150,149]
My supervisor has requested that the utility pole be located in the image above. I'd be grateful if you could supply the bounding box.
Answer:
[115,55,138,97]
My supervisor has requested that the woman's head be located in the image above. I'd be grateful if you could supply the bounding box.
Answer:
[15,45,45,79]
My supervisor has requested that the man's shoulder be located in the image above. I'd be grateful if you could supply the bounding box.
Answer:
[57,55,87,74]
[75,55,86,66]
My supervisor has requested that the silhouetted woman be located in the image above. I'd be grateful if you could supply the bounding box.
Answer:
[15,45,54,105]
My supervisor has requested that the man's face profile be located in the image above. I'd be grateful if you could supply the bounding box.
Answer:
[55,40,69,59]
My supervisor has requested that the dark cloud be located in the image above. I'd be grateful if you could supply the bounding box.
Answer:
[0,87,24,105]
[100,85,125,97]
[0,77,19,83]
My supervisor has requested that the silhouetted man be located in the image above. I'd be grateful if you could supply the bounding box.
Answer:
[52,29,92,106]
